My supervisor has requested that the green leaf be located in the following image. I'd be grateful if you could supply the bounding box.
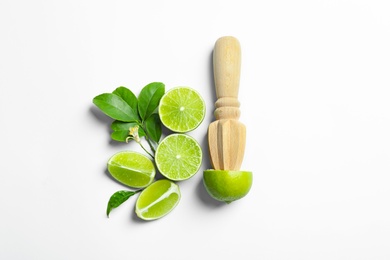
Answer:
[144,114,162,143]
[110,121,145,142]
[106,190,137,217]
[112,87,139,120]
[138,82,165,121]
[93,93,138,122]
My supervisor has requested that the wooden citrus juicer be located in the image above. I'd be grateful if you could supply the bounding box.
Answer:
[203,36,253,203]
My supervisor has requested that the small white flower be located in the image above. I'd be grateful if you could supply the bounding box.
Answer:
[128,125,140,143]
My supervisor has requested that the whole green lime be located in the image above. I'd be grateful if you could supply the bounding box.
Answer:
[203,170,252,203]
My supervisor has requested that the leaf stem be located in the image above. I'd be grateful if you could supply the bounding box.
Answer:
[139,141,154,159]
[139,124,156,154]
[145,135,156,154]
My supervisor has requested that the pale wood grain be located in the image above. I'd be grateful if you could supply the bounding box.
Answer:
[208,36,246,170]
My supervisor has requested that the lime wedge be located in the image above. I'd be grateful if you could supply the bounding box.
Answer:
[158,87,205,133]
[135,179,181,220]
[155,134,202,181]
[107,151,155,188]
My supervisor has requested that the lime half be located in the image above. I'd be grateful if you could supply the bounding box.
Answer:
[107,151,155,188]
[203,170,252,203]
[155,134,202,181]
[159,87,205,133]
[136,179,181,220]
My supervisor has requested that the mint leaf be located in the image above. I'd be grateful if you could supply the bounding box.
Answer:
[106,190,137,217]
[138,82,165,121]
[110,121,145,142]
[112,87,139,120]
[93,93,138,122]
[145,114,162,143]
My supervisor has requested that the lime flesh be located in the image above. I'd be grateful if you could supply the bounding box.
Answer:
[135,179,181,220]
[107,151,155,188]
[159,87,205,133]
[155,134,202,181]
[203,170,252,203]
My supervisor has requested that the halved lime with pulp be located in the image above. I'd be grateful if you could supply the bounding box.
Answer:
[158,87,205,133]
[155,134,202,181]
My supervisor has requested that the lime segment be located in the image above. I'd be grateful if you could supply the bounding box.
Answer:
[159,87,205,133]
[107,151,155,188]
[155,134,202,181]
[136,179,181,220]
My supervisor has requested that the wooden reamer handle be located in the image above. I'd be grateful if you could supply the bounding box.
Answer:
[213,36,241,120]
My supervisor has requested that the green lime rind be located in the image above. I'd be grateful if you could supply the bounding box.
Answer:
[203,170,253,203]
[107,151,155,188]
[135,179,181,220]
[155,134,202,181]
[158,87,206,133]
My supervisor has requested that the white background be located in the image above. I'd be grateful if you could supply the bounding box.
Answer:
[1,0,389,259]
